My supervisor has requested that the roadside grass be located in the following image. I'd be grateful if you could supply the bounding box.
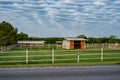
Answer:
[0,46,120,66]
[0,61,120,67]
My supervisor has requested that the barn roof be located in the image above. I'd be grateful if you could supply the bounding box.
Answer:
[18,41,45,44]
[65,38,86,41]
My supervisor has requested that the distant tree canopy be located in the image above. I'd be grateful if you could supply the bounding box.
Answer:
[0,21,18,46]
[28,34,120,44]
[77,34,120,43]
[17,32,29,40]
[44,38,64,44]
[29,37,64,44]
[77,34,87,39]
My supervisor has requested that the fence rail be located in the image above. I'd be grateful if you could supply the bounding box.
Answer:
[0,49,120,64]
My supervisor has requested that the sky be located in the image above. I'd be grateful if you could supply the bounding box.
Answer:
[0,0,120,38]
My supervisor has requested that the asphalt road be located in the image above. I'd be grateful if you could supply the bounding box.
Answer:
[0,65,120,80]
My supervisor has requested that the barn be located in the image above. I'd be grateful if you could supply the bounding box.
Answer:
[17,41,45,47]
[62,38,86,49]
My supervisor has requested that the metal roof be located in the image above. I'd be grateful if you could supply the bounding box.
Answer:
[65,38,86,41]
[18,41,45,44]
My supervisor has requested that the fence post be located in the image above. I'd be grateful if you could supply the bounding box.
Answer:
[77,55,79,63]
[48,44,50,50]
[101,48,103,61]
[56,44,59,50]
[0,48,2,54]
[52,49,54,63]
[26,49,28,64]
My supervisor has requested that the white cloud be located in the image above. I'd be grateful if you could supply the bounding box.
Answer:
[114,0,120,4]
[12,2,24,9]
[0,0,120,37]
[12,2,18,6]
[82,5,95,12]
[0,0,20,1]
[64,0,75,3]
[93,1,106,6]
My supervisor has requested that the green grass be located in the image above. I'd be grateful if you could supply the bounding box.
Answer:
[0,46,120,66]
[0,61,120,67]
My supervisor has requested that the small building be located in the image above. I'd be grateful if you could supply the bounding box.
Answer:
[17,41,45,47]
[62,38,86,49]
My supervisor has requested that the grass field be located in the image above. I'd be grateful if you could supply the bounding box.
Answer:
[0,45,120,66]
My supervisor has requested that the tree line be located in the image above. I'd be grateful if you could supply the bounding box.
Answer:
[29,35,120,44]
[77,34,120,43]
[0,21,120,46]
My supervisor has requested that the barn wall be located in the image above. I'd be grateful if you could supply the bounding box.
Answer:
[29,43,44,46]
[70,40,74,49]
[80,41,85,49]
[18,43,44,47]
[62,40,86,49]
[62,40,70,49]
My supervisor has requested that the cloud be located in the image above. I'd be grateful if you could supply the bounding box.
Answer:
[12,2,23,8]
[0,0,120,37]
[114,0,120,4]
[0,0,20,1]
[93,1,106,6]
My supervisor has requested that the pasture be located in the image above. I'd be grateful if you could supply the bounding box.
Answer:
[0,45,120,65]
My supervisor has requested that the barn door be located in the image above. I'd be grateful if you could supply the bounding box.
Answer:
[74,41,80,49]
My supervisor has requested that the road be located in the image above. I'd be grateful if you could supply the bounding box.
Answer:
[0,65,120,80]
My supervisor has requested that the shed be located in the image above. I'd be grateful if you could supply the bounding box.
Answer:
[17,41,45,47]
[62,38,86,49]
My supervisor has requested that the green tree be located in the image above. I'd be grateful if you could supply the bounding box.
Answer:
[0,21,18,46]
[44,38,64,44]
[87,37,96,43]
[108,35,118,43]
[77,34,87,39]
[17,32,29,40]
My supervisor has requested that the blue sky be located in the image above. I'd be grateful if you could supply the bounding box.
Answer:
[0,0,120,38]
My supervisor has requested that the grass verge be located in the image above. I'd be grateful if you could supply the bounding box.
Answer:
[0,61,120,68]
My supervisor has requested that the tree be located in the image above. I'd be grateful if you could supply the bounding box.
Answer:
[17,32,29,40]
[87,37,96,43]
[77,34,87,39]
[0,21,18,46]
[108,35,118,43]
[44,37,64,44]
[109,35,117,39]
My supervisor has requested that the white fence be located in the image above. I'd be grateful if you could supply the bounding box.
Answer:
[86,43,120,49]
[0,49,120,64]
